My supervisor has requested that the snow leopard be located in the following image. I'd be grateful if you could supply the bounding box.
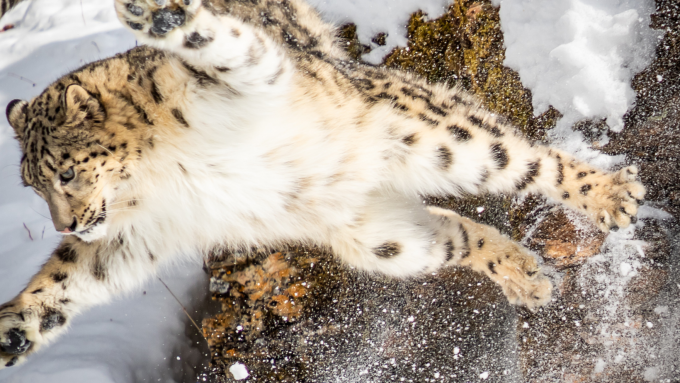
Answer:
[0,0,644,368]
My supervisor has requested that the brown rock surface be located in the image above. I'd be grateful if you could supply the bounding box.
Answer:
[520,207,606,269]
[202,248,519,382]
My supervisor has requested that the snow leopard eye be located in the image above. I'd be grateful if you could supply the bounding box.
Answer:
[59,167,76,184]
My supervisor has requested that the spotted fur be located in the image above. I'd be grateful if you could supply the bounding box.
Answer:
[0,0,645,368]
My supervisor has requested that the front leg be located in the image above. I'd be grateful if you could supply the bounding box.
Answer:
[0,236,153,369]
[491,143,646,232]
[115,0,291,93]
[477,132,646,232]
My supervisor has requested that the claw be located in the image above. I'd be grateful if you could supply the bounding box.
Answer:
[0,329,31,355]
[150,8,185,36]
[5,356,18,367]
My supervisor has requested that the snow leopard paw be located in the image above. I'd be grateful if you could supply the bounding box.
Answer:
[0,299,67,369]
[589,166,645,232]
[493,244,553,311]
[0,304,36,369]
[115,0,202,39]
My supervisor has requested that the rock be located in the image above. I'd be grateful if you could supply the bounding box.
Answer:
[202,248,521,382]
[625,266,669,312]
[521,206,606,269]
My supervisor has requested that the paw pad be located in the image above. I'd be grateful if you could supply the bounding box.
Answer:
[151,8,186,35]
[5,356,18,367]
[127,3,143,16]
[0,328,31,355]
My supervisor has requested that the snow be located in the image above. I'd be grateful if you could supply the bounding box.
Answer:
[620,262,633,276]
[643,366,659,381]
[228,362,250,380]
[308,0,453,64]
[492,0,661,163]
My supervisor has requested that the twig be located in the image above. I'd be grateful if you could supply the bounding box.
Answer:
[23,223,33,241]
[8,73,36,87]
[80,0,86,26]
[157,277,207,343]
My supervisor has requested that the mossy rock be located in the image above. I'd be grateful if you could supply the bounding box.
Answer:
[383,1,560,142]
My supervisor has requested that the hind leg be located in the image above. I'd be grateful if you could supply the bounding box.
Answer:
[328,193,447,278]
[428,206,552,309]
[329,193,552,309]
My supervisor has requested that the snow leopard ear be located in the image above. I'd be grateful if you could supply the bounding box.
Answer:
[62,84,105,127]
[6,99,29,141]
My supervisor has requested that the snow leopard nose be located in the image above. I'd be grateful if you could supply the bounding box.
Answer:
[150,8,185,36]
[56,218,78,234]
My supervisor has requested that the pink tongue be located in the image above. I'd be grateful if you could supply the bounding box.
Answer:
[59,228,72,234]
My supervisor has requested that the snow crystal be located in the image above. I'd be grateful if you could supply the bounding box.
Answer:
[654,306,669,315]
[479,371,490,379]
[643,366,660,381]
[229,362,250,380]
[594,358,606,373]
[620,262,632,276]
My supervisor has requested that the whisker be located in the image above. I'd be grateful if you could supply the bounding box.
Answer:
[30,207,52,221]
[97,145,123,166]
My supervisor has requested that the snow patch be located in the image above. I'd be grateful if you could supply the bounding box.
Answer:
[308,0,453,64]
[492,0,660,161]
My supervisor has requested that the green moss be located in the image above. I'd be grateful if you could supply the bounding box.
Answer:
[383,1,559,141]
[337,23,371,62]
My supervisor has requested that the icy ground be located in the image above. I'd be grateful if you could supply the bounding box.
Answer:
[0,0,668,381]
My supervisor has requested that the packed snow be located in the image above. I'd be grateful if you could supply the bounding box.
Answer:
[0,0,668,381]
